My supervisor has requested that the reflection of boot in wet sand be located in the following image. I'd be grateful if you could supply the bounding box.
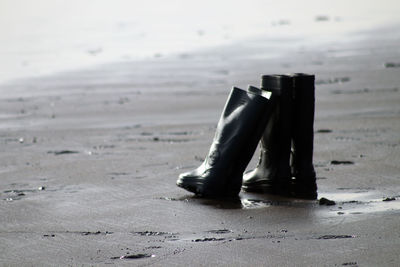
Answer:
[177,86,276,197]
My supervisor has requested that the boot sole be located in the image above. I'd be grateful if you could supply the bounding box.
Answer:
[177,179,238,198]
[242,182,291,196]
[242,181,317,199]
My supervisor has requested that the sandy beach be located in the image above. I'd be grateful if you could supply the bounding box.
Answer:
[1,6,400,266]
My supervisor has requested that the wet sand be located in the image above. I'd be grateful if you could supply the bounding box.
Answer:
[1,24,400,266]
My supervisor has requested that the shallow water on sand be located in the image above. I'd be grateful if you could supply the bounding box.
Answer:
[160,190,400,217]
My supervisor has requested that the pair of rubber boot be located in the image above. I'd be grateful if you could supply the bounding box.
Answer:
[242,74,317,199]
[176,74,317,199]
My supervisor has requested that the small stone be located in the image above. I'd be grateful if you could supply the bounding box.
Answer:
[383,197,396,202]
[319,197,336,206]
[331,160,354,165]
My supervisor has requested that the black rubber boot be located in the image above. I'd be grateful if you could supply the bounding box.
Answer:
[290,73,318,199]
[242,75,293,195]
[177,86,276,197]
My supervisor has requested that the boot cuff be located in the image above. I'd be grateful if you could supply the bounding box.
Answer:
[247,85,272,99]
[261,75,293,95]
[291,73,315,87]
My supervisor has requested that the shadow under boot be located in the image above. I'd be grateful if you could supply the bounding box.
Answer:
[177,86,276,198]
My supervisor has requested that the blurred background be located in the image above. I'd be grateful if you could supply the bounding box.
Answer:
[1,0,399,84]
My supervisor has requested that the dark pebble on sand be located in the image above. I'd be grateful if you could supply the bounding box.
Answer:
[383,197,396,201]
[48,150,79,155]
[317,129,332,133]
[319,197,336,206]
[121,254,154,259]
[193,237,225,242]
[342,262,358,266]
[317,235,355,240]
[83,231,101,235]
[133,231,174,236]
[331,160,354,165]
[43,234,55,237]
[207,229,232,234]
[316,77,350,85]
[384,62,400,68]
[81,231,112,236]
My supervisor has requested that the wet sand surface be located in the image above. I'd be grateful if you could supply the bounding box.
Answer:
[1,25,400,266]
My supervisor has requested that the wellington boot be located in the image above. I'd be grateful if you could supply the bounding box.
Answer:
[177,86,275,197]
[290,73,318,199]
[242,75,293,195]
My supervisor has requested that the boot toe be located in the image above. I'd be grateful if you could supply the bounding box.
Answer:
[176,174,203,195]
[177,173,240,197]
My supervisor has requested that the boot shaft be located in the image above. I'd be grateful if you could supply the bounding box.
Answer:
[242,73,317,197]
[246,74,316,179]
[291,73,316,179]
[259,75,294,179]
[177,86,276,197]
[207,86,274,168]
[261,74,293,97]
